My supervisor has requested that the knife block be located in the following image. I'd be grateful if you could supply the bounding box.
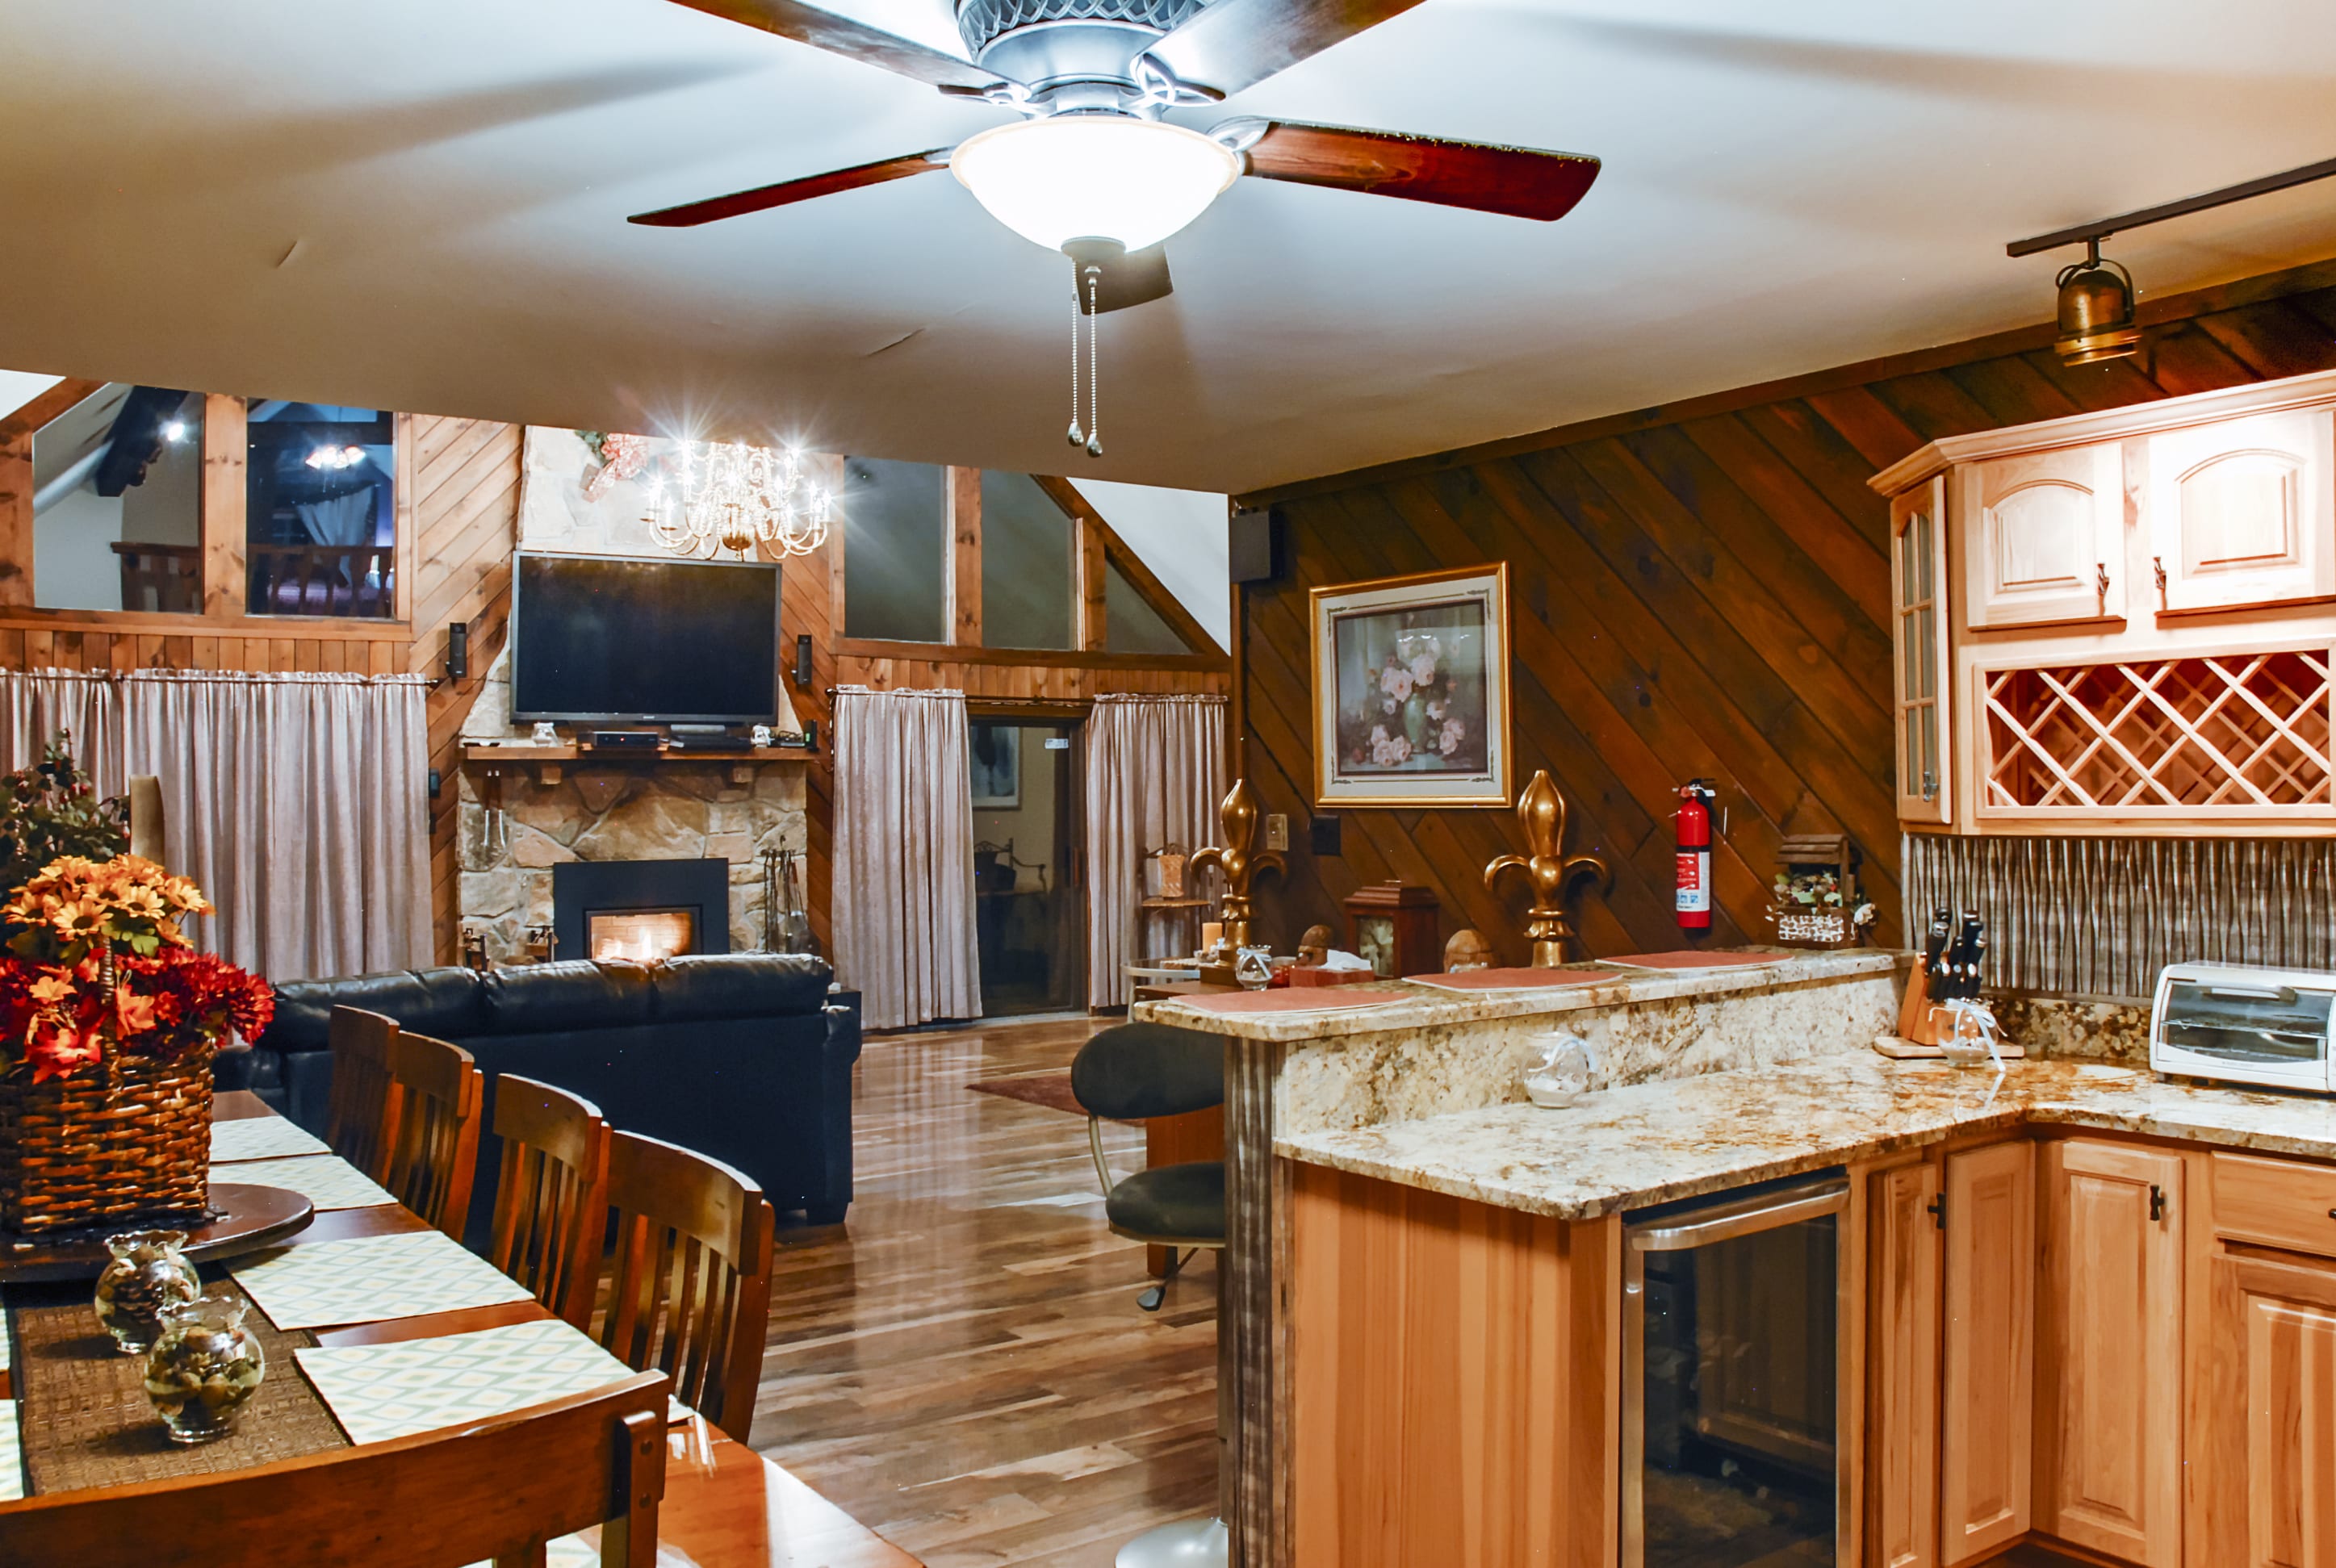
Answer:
[1897,956,1953,1047]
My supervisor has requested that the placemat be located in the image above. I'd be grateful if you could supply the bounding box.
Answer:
[211,1153,396,1210]
[210,1117,332,1163]
[4,1276,341,1495]
[0,1400,20,1502]
[298,1318,651,1445]
[1178,988,1409,1015]
[232,1231,534,1331]
[1601,950,1785,972]
[1405,968,1626,992]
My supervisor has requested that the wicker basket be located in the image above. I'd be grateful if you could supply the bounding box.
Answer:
[0,1046,214,1235]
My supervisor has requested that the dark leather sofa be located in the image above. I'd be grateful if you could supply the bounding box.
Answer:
[218,954,860,1228]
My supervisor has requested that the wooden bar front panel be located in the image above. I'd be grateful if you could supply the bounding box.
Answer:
[1286,1161,1618,1568]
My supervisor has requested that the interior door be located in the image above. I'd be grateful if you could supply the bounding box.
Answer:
[2207,1251,2336,1568]
[1962,445,2125,630]
[2036,1139,2183,1567]
[969,717,1085,1016]
[1939,1140,2034,1566]
[2149,408,2336,615]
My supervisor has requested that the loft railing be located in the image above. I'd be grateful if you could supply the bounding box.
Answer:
[249,544,396,619]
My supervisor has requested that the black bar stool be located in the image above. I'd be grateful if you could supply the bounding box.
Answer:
[1072,1021,1230,1568]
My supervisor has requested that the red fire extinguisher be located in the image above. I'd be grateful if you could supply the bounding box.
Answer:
[1675,780,1715,934]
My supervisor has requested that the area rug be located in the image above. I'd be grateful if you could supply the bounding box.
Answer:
[966,1072,1139,1126]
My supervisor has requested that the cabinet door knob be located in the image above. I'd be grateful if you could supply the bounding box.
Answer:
[2095,561,2111,609]
[2150,1183,2167,1223]
[2154,555,2169,608]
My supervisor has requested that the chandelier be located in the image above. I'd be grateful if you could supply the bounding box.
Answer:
[643,441,833,560]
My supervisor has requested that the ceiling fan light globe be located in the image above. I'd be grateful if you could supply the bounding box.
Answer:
[950,116,1238,253]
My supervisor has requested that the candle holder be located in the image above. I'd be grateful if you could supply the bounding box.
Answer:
[1484,769,1612,966]
[1190,746,1285,955]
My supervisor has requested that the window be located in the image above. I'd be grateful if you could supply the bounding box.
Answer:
[842,458,946,642]
[247,401,397,617]
[1105,557,1187,655]
[979,472,1074,650]
[31,384,204,613]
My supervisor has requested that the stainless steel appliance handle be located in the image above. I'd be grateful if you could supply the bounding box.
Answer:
[1626,1180,1849,1252]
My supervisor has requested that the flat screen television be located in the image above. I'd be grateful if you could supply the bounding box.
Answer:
[511,550,779,724]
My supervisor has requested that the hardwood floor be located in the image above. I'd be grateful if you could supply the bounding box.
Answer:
[750,1015,1219,1568]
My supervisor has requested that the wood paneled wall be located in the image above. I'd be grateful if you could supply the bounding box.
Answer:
[1235,262,2336,960]
[0,404,520,964]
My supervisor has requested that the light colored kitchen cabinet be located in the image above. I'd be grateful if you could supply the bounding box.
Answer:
[1962,444,2124,630]
[2148,408,2335,615]
[1892,479,1952,824]
[2035,1139,2183,1566]
[2204,1252,2336,1566]
[1869,367,2336,837]
[1938,1141,2033,1566]
[1866,1162,1941,1568]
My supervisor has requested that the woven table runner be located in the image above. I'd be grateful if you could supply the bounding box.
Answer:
[209,1117,331,1163]
[4,1275,345,1495]
[211,1153,397,1211]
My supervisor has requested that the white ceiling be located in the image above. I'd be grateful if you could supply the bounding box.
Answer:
[2,1,2334,495]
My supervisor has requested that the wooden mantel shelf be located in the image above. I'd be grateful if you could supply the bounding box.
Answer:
[463,742,817,785]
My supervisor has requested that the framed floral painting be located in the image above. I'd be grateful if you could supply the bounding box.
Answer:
[1310,563,1512,807]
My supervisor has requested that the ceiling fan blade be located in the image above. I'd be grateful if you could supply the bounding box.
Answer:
[663,0,1004,91]
[630,148,951,228]
[1145,0,1430,99]
[1230,120,1600,222]
[1065,240,1174,314]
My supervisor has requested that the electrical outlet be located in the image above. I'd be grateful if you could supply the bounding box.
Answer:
[1265,813,1289,851]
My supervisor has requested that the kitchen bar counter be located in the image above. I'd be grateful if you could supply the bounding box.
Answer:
[1275,1056,2336,1219]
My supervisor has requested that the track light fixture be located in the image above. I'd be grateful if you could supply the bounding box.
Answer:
[2053,240,2141,366]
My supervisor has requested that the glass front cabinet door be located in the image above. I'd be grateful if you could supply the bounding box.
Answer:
[1892,477,1952,825]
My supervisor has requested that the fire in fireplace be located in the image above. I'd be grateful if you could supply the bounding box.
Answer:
[588,908,697,964]
[551,859,731,964]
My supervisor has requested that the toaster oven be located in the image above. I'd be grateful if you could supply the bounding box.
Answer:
[2150,962,2336,1093]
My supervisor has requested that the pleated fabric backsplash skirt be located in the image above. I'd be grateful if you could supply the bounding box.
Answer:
[1903,834,2336,1002]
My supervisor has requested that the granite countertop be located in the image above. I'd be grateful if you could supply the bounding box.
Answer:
[1274,1058,2336,1219]
[1131,947,1902,1042]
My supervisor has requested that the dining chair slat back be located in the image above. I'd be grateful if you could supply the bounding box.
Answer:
[489,1073,612,1328]
[322,1006,400,1183]
[381,1029,484,1239]
[0,1372,672,1568]
[596,1130,775,1445]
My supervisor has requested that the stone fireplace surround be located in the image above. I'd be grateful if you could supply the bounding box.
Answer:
[455,646,810,964]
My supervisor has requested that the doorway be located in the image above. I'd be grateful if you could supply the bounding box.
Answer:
[969,717,1085,1016]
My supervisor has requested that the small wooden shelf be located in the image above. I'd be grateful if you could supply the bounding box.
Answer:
[463,742,817,786]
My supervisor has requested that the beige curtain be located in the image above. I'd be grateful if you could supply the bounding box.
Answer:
[0,669,123,796]
[119,671,431,981]
[831,686,982,1031]
[1084,693,1227,1008]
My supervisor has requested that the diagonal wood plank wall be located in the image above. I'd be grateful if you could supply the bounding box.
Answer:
[1235,266,2336,960]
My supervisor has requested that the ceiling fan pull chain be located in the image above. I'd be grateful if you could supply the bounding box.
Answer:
[1067,265,1086,449]
[1086,265,1103,458]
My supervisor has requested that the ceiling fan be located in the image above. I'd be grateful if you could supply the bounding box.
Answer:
[630,0,1601,296]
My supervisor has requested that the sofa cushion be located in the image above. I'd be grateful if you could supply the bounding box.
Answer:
[269,967,488,1054]
[481,960,656,1033]
[652,953,832,1022]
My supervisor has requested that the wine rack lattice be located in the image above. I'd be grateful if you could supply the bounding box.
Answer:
[1981,648,2334,812]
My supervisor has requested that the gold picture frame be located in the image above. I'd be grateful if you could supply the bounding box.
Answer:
[1310,562,1513,807]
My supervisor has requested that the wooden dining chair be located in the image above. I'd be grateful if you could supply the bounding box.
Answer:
[595,1130,777,1444]
[322,1005,400,1183]
[0,1372,670,1567]
[488,1073,611,1329]
[380,1029,484,1239]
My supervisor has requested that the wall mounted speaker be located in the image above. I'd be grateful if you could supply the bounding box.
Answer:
[1229,506,1280,583]
[794,633,814,688]
[446,621,469,682]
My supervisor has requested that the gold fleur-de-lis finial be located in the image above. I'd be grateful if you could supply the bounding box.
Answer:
[1190,739,1285,953]
[1484,769,1611,966]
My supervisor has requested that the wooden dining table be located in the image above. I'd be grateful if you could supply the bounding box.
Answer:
[0,1090,920,1568]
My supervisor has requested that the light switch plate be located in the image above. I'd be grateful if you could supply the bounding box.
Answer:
[1265,813,1290,851]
